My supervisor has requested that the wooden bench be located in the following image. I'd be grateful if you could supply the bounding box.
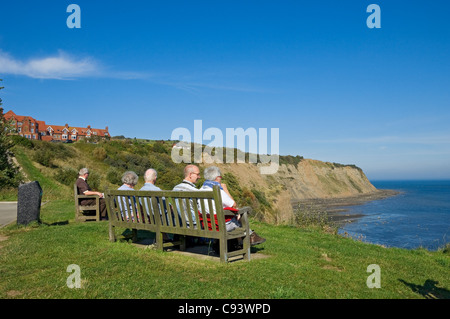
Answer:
[74,184,100,222]
[104,185,251,262]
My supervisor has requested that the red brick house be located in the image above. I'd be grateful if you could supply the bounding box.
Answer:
[4,110,109,142]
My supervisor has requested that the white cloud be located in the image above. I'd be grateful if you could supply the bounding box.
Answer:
[0,50,101,80]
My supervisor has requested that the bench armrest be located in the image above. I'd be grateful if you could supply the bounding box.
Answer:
[77,195,99,199]
[223,206,252,217]
[236,206,251,215]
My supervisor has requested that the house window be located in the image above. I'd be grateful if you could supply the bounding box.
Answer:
[72,135,77,140]
[62,134,67,139]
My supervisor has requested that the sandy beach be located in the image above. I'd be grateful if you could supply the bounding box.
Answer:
[291,189,400,225]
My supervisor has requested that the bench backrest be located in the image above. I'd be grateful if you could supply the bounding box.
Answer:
[104,185,226,234]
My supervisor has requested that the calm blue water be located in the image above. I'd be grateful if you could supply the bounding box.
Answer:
[338,180,450,250]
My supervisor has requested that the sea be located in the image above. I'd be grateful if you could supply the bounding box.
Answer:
[338,180,450,251]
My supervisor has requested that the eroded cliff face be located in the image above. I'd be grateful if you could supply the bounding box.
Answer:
[272,159,377,199]
[209,158,377,224]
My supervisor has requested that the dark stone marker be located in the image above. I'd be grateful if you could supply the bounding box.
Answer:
[17,181,43,226]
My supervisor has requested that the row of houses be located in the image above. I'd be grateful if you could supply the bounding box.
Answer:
[3,110,110,142]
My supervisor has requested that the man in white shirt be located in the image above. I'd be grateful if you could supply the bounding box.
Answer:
[172,164,201,192]
[176,165,266,246]
[172,164,201,226]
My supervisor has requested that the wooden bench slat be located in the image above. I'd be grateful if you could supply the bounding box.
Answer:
[184,197,195,228]
[178,197,188,228]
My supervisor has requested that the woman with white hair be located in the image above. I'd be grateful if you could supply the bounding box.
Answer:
[118,171,139,190]
[200,166,236,209]
[200,166,266,246]
[117,171,139,221]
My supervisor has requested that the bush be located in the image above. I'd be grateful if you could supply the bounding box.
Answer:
[155,168,184,190]
[33,148,54,167]
[10,135,34,148]
[106,168,122,186]
[31,141,76,167]
[293,204,336,231]
[54,167,78,186]
[251,188,271,208]
[280,155,304,166]
[92,147,107,161]
[1,104,23,188]
[441,243,450,255]
[152,142,168,154]
[87,170,101,190]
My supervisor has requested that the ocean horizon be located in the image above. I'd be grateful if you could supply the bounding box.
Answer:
[338,180,450,251]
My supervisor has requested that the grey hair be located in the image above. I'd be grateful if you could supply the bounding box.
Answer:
[204,166,221,181]
[79,168,89,175]
[121,171,139,186]
[144,168,157,182]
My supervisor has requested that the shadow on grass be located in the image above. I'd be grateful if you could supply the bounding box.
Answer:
[43,221,69,226]
[399,279,450,299]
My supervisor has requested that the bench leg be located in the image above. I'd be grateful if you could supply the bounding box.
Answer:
[155,231,163,251]
[243,235,251,261]
[219,239,228,263]
[180,236,186,251]
[109,223,116,242]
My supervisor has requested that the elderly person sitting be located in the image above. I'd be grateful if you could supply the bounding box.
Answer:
[117,171,139,221]
[118,171,139,191]
[200,166,236,212]
[139,168,167,223]
[200,166,266,246]
[140,168,162,191]
[76,167,108,220]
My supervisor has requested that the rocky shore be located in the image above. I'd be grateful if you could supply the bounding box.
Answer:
[291,189,400,225]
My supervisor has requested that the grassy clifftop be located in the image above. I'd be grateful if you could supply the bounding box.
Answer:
[0,200,448,299]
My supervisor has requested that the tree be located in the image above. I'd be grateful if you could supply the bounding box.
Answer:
[0,80,22,189]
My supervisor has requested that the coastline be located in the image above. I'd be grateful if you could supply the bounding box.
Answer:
[291,189,401,225]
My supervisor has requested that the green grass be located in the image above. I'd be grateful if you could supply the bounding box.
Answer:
[1,201,449,299]
[12,147,71,201]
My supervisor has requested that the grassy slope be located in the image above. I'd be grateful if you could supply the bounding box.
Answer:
[0,200,448,299]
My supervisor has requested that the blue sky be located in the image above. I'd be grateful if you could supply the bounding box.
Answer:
[1,1,449,180]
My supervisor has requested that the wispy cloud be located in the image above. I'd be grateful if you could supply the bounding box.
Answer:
[0,50,151,80]
[0,50,100,79]
[0,50,266,93]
